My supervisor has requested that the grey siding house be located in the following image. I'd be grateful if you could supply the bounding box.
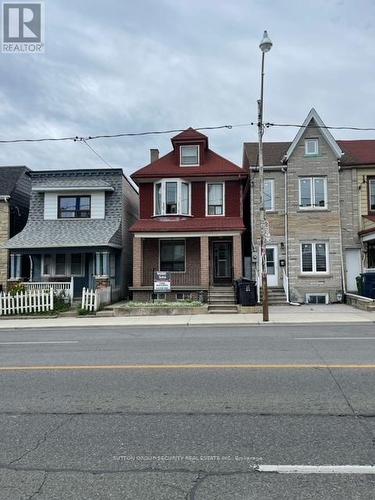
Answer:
[243,108,372,305]
[4,169,139,300]
[0,166,31,292]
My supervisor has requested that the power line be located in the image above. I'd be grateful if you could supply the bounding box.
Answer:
[80,139,115,169]
[0,121,373,145]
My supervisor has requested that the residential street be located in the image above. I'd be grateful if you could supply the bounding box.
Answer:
[1,324,375,499]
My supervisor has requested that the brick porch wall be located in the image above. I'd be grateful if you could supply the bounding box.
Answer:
[142,237,201,286]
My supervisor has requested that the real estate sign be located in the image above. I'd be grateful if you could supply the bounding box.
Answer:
[154,271,171,293]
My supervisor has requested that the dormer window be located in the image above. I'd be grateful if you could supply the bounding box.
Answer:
[154,179,190,216]
[180,145,199,166]
[305,138,319,156]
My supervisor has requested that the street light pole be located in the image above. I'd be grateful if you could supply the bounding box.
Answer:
[258,30,272,322]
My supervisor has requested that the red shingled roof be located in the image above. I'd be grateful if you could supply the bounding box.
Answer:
[132,149,246,180]
[130,217,245,233]
[337,140,375,166]
[132,128,245,181]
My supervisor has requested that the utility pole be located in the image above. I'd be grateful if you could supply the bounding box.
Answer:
[258,30,272,322]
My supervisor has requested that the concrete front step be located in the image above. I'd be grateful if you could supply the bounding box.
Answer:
[208,305,238,314]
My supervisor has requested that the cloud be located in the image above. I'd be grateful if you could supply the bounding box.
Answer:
[0,0,374,175]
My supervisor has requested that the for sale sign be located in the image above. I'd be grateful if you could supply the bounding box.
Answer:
[154,271,171,293]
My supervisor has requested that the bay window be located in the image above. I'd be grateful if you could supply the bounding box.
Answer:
[301,242,328,273]
[368,178,375,212]
[154,180,190,216]
[207,183,224,215]
[299,177,327,209]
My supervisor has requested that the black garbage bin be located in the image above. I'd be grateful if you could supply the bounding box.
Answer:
[238,280,257,306]
[361,273,375,299]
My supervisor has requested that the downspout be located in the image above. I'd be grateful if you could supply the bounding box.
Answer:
[283,163,300,306]
[338,161,346,297]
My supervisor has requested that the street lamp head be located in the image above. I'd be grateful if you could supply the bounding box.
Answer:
[259,30,272,53]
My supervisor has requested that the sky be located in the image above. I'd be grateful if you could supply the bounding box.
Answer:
[0,0,374,178]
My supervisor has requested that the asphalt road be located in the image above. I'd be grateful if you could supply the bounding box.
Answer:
[1,324,375,499]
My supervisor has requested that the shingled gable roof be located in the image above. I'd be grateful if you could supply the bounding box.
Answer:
[0,166,30,196]
[132,128,246,181]
[244,140,375,168]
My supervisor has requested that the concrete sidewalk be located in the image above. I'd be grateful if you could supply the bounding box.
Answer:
[0,304,373,329]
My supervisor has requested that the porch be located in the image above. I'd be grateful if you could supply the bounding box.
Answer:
[132,234,242,300]
[8,248,122,300]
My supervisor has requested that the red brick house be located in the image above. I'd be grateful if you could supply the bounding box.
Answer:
[130,128,247,302]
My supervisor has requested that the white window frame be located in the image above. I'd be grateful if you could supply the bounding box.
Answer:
[299,177,327,210]
[41,254,85,277]
[305,138,319,156]
[305,293,329,305]
[180,145,200,166]
[264,179,275,212]
[154,179,191,216]
[206,182,225,216]
[159,238,186,273]
[300,242,329,274]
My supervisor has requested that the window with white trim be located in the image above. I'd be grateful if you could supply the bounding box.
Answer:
[207,183,224,215]
[41,254,85,277]
[305,138,319,155]
[301,242,328,273]
[264,179,275,211]
[180,145,199,166]
[154,180,190,216]
[306,294,328,304]
[299,177,327,209]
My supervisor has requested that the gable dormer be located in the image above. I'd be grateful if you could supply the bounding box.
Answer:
[171,128,209,167]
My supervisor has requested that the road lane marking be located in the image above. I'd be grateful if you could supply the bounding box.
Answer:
[0,341,79,345]
[258,465,375,474]
[295,337,375,340]
[1,363,375,371]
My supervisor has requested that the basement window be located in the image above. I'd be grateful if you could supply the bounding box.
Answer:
[306,294,328,304]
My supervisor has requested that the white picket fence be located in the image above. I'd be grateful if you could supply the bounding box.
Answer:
[21,277,74,303]
[0,289,54,316]
[81,287,111,312]
[81,287,98,312]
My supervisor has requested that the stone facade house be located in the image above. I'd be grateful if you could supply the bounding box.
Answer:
[4,168,139,300]
[130,128,247,302]
[243,108,375,304]
[0,166,31,292]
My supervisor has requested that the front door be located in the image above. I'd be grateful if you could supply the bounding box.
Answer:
[345,249,361,292]
[266,245,278,287]
[213,241,232,284]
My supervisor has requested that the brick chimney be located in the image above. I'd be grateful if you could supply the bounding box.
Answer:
[150,149,159,163]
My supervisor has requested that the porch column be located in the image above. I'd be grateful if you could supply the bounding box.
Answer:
[102,252,110,276]
[10,253,21,280]
[200,236,209,288]
[233,234,242,280]
[95,252,101,276]
[10,254,16,280]
[133,237,143,287]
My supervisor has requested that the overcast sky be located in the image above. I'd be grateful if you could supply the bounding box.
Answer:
[0,0,374,178]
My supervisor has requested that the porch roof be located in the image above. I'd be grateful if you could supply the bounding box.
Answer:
[130,216,245,233]
[3,219,122,249]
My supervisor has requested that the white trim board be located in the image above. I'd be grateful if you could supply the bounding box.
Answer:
[284,108,343,161]
[134,231,242,238]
